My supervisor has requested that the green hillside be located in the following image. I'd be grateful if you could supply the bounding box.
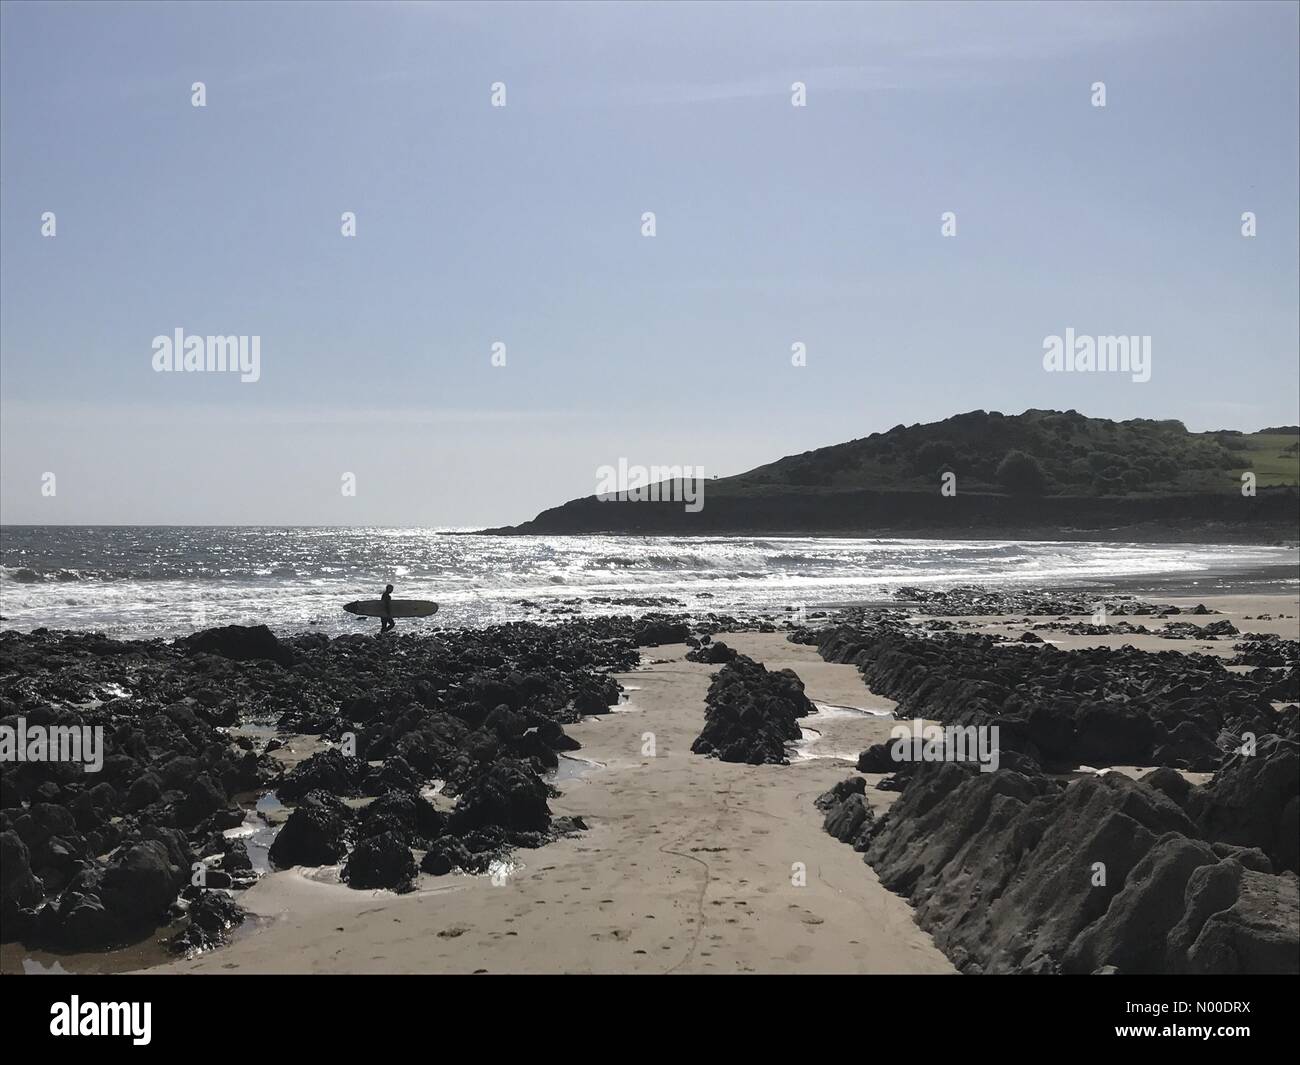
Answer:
[721,409,1300,498]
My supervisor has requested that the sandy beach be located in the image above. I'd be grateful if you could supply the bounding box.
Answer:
[154,629,954,974]
[135,591,1296,975]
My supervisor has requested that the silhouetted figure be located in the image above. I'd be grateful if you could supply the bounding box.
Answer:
[380,584,395,634]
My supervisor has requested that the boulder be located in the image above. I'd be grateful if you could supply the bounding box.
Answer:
[342,830,417,893]
[178,624,296,666]
[268,790,351,868]
[448,759,550,834]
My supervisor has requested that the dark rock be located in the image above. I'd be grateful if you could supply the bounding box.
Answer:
[690,655,814,765]
[1189,734,1299,872]
[685,641,738,664]
[167,887,245,955]
[268,790,352,868]
[1063,833,1219,974]
[1,831,43,940]
[448,759,550,834]
[633,617,690,647]
[357,790,444,847]
[814,776,866,811]
[277,748,369,801]
[823,793,873,849]
[178,624,296,666]
[1167,860,1299,974]
[342,830,417,892]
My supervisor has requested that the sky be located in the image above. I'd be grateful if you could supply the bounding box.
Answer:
[1,0,1297,526]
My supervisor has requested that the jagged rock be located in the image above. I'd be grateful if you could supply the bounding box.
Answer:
[1139,766,1192,807]
[1188,734,1299,872]
[1167,860,1300,974]
[861,767,1199,973]
[123,772,163,812]
[815,776,866,810]
[823,793,873,849]
[1063,834,1219,974]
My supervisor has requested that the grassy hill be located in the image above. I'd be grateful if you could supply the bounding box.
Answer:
[727,409,1299,496]
[488,409,1300,541]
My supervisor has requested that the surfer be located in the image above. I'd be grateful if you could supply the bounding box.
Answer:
[380,584,395,634]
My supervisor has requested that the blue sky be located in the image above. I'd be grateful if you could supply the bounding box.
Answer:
[2,0,1296,525]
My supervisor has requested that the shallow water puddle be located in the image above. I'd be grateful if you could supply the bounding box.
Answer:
[812,701,892,718]
[224,791,286,874]
[788,703,888,762]
[548,753,605,782]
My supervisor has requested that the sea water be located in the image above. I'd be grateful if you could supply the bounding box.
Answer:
[0,526,1293,637]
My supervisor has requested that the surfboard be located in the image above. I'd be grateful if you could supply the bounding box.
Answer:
[343,599,439,619]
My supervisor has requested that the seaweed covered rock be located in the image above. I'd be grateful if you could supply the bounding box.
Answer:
[178,624,296,667]
[0,830,43,941]
[691,655,814,765]
[277,748,369,801]
[167,887,246,955]
[342,830,417,893]
[356,790,444,847]
[268,790,352,868]
[634,616,691,647]
[33,838,189,950]
[447,759,551,834]
[686,640,738,664]
[814,622,1280,772]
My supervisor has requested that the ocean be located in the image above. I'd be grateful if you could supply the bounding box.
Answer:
[2,525,1289,631]
[0,526,1295,637]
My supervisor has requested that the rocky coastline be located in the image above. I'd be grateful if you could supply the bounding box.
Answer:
[3,587,1297,975]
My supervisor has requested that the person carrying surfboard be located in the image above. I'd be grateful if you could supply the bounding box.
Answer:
[342,594,438,625]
